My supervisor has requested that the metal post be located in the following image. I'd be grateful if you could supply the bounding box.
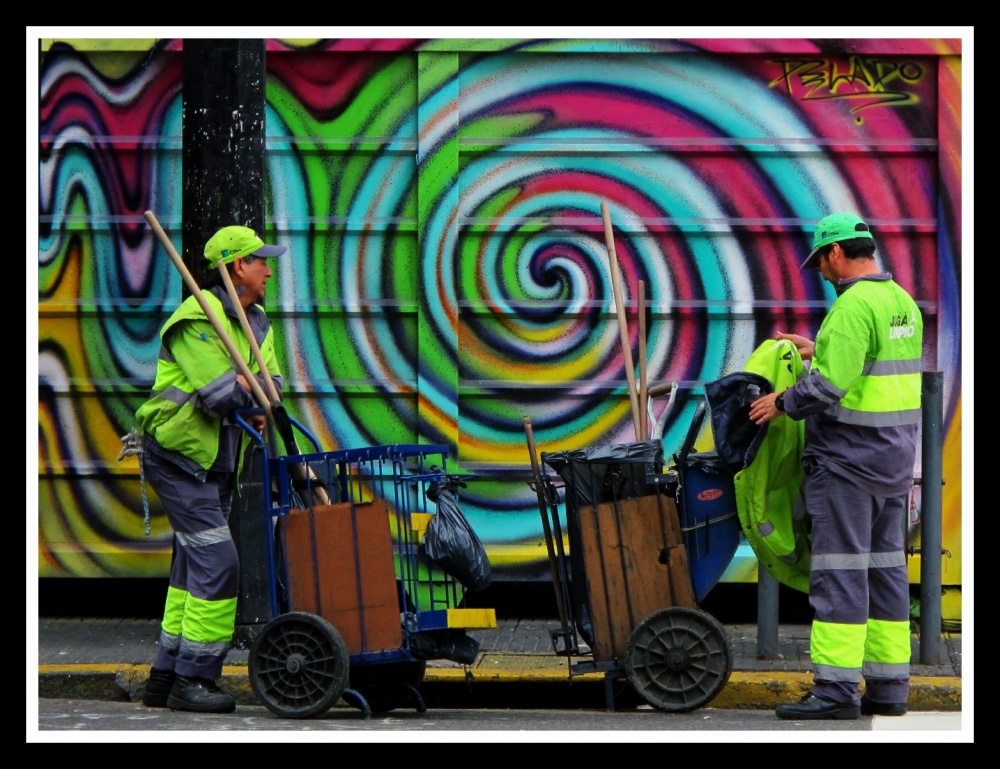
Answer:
[756,562,780,658]
[919,371,943,664]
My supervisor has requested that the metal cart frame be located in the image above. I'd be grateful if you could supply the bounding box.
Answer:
[535,402,738,713]
[234,411,495,719]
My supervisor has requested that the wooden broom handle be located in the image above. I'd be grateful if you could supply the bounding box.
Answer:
[638,279,648,440]
[143,211,273,418]
[601,202,642,439]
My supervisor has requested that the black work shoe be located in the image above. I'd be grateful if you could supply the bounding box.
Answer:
[860,697,908,716]
[775,692,860,720]
[141,667,175,708]
[167,676,236,713]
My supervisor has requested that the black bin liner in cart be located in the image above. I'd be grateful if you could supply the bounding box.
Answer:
[541,440,664,648]
[423,474,492,592]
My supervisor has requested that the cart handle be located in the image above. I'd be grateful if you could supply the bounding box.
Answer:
[232,408,322,453]
[676,401,707,464]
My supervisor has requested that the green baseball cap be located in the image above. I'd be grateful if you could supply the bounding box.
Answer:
[204,225,287,267]
[802,212,873,270]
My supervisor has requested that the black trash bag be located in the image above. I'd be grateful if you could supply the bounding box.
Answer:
[407,628,481,665]
[703,371,774,474]
[542,440,663,509]
[423,473,492,591]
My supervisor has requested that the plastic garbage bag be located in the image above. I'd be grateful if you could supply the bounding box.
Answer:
[703,371,774,474]
[407,628,481,665]
[423,473,492,591]
[542,440,663,509]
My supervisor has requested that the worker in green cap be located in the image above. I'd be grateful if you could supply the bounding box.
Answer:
[749,212,922,721]
[135,225,287,713]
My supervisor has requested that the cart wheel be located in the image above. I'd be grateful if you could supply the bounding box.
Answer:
[348,660,427,714]
[625,607,733,713]
[249,612,350,719]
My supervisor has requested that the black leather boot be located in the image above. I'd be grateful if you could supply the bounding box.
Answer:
[167,675,236,713]
[775,692,860,720]
[860,696,908,716]
[141,667,175,708]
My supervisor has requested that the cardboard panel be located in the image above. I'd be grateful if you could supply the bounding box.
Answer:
[279,500,403,654]
[667,544,697,609]
[578,494,694,661]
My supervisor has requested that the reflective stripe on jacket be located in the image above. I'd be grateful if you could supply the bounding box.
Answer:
[135,287,280,473]
[808,277,922,427]
[784,274,923,495]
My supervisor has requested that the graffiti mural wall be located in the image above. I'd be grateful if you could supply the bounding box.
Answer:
[36,37,964,594]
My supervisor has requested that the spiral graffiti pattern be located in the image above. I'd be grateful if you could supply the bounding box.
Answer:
[36,38,963,583]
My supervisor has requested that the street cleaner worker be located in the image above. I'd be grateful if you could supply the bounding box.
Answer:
[748,212,922,721]
[135,225,287,713]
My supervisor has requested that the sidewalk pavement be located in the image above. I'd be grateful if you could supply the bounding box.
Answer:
[36,617,962,712]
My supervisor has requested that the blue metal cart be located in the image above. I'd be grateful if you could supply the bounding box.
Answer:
[235,411,495,719]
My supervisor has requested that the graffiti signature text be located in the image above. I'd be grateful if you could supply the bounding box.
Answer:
[769,57,924,112]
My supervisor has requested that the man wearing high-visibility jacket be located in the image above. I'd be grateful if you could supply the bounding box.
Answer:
[135,225,286,713]
[749,212,922,720]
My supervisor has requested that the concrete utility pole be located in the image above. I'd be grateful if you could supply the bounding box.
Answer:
[182,39,267,278]
[182,39,272,636]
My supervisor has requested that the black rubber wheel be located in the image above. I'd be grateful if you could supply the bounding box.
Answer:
[625,606,733,713]
[249,612,350,719]
[348,659,427,713]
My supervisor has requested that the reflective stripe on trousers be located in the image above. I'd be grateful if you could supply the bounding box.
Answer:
[804,464,911,707]
[144,451,240,680]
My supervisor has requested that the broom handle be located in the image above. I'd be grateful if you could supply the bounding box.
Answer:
[638,279,648,440]
[601,202,642,439]
[143,211,273,417]
[217,264,282,404]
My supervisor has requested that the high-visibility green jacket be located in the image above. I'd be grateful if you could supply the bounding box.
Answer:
[784,274,923,496]
[135,286,281,478]
[734,339,811,592]
[728,275,922,594]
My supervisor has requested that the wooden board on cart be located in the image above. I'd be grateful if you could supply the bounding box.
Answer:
[279,499,403,655]
[578,493,697,661]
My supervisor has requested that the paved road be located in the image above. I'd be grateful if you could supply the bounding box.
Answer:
[34,698,967,740]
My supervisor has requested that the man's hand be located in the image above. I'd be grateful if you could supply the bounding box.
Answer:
[235,375,267,433]
[749,392,784,425]
[249,413,267,434]
[776,331,815,361]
